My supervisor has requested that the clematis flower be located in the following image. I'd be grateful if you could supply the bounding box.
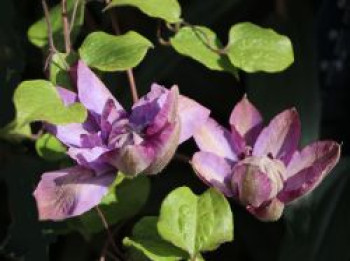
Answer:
[34,61,210,221]
[192,96,340,221]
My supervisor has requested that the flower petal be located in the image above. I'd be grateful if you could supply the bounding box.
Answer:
[56,87,78,105]
[246,198,284,222]
[192,151,235,197]
[229,95,263,145]
[253,109,301,164]
[193,118,239,161]
[177,95,210,144]
[33,166,115,220]
[67,147,112,174]
[76,61,123,115]
[144,121,180,175]
[278,141,341,203]
[106,145,155,176]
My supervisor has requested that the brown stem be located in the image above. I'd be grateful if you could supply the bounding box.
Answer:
[174,153,191,164]
[62,0,71,53]
[95,206,124,260]
[41,0,56,53]
[105,0,139,103]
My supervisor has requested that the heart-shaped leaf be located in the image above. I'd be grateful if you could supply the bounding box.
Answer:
[157,187,233,258]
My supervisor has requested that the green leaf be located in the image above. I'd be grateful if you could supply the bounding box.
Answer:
[28,0,85,50]
[170,26,236,74]
[35,133,67,161]
[79,31,153,72]
[13,80,87,125]
[124,217,188,261]
[0,120,31,143]
[70,175,150,237]
[50,52,78,89]
[106,0,181,23]
[157,187,233,257]
[226,22,294,73]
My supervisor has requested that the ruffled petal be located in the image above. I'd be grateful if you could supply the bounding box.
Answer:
[192,151,235,197]
[278,141,341,203]
[193,118,239,161]
[253,109,301,164]
[229,95,263,145]
[177,95,210,144]
[56,87,78,105]
[33,166,115,220]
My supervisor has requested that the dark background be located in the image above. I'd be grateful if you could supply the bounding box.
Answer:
[1,0,350,260]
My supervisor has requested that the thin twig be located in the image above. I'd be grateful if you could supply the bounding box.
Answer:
[41,0,57,70]
[62,0,71,53]
[95,206,124,260]
[174,153,191,164]
[105,0,139,103]
[181,21,226,55]
[69,0,81,33]
[157,20,171,46]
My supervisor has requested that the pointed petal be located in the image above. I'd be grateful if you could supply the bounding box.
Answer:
[278,141,341,203]
[67,147,111,174]
[76,61,123,115]
[33,166,115,220]
[253,109,301,164]
[177,95,210,144]
[229,95,263,145]
[193,118,239,161]
[192,151,235,197]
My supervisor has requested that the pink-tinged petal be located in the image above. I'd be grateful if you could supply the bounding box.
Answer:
[253,109,301,164]
[144,121,181,175]
[177,95,210,144]
[193,118,239,161]
[68,147,111,174]
[192,151,235,197]
[76,61,123,115]
[231,156,285,208]
[278,141,341,203]
[33,166,115,221]
[56,87,77,105]
[229,95,263,145]
[247,198,284,222]
[106,145,155,176]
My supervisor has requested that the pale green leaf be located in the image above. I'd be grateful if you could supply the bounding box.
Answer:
[170,26,236,74]
[226,22,294,73]
[157,187,233,257]
[106,0,181,23]
[79,31,153,72]
[13,80,87,125]
[123,217,188,261]
[0,120,31,143]
[28,0,85,50]
[35,133,67,161]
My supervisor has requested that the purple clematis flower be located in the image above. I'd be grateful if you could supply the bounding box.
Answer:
[34,61,210,221]
[192,96,341,221]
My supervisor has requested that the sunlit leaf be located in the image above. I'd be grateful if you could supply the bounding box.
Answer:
[13,80,87,125]
[106,0,181,23]
[79,31,153,72]
[35,133,67,161]
[157,187,233,258]
[226,22,294,73]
